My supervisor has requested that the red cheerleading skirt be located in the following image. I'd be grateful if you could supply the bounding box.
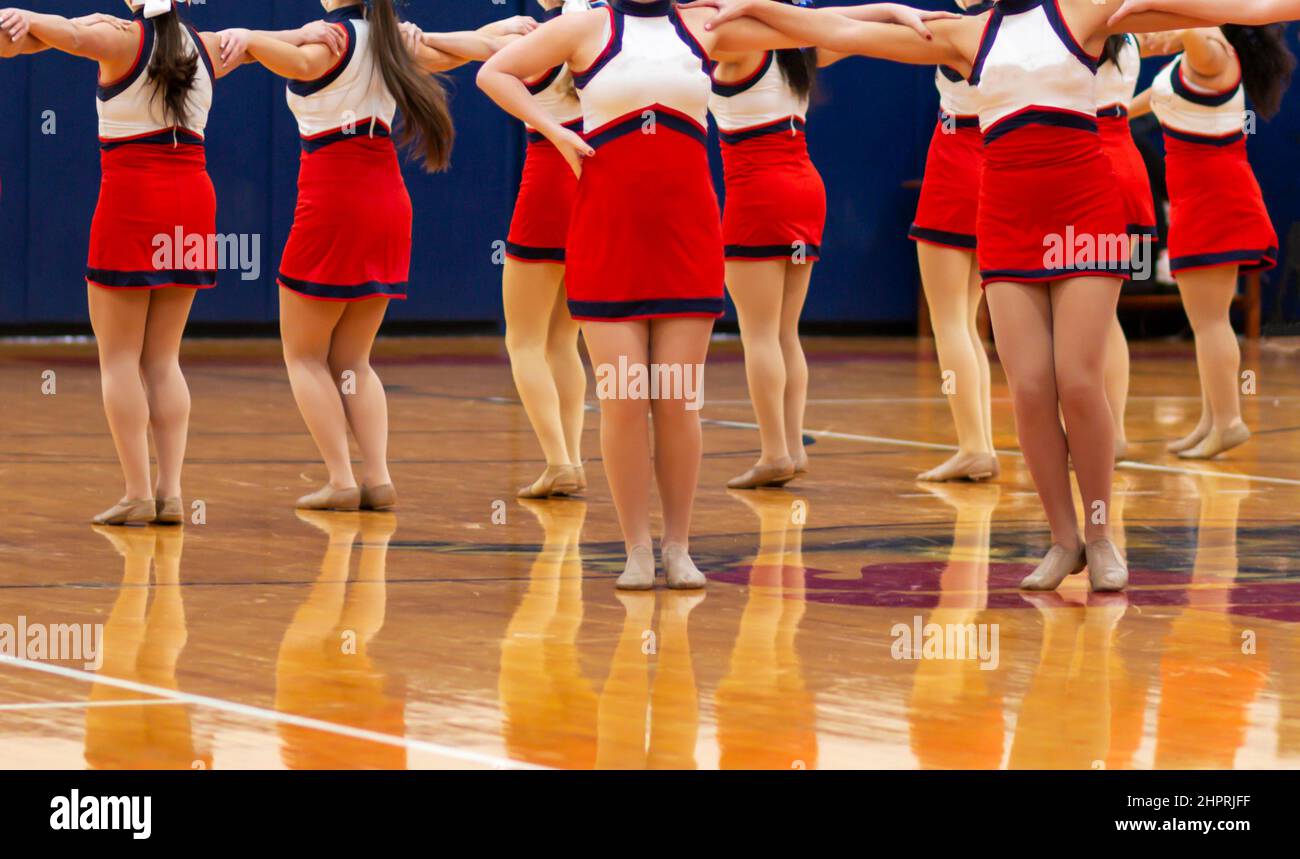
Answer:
[1162,131,1276,275]
[278,132,412,301]
[718,120,826,262]
[506,125,580,264]
[565,106,724,321]
[910,115,983,250]
[977,119,1131,285]
[87,136,217,290]
[1099,114,1157,241]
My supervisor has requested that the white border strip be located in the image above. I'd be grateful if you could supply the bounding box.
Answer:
[0,698,174,712]
[0,654,544,770]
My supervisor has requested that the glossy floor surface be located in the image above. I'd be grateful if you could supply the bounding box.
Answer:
[1,335,1298,769]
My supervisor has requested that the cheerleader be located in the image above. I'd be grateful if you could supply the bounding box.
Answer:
[221,0,454,511]
[1132,26,1292,458]
[910,0,997,483]
[710,2,844,490]
[1096,32,1158,460]
[477,0,945,588]
[503,0,596,499]
[683,0,1215,592]
[0,2,260,525]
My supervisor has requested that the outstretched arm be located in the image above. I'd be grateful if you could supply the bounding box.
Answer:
[0,30,44,56]
[1110,0,1300,27]
[414,29,515,72]
[684,1,969,72]
[0,9,137,64]
[240,30,339,81]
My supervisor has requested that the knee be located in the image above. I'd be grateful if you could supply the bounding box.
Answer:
[1006,372,1057,414]
[599,396,650,429]
[505,324,546,357]
[1055,367,1103,412]
[140,354,183,387]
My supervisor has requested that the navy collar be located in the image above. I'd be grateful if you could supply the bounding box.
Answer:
[613,0,673,16]
[324,4,366,24]
[993,0,1041,13]
[540,6,563,21]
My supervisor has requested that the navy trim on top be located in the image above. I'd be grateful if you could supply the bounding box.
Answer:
[185,23,215,83]
[983,108,1098,145]
[568,297,725,319]
[1160,125,1246,147]
[288,19,357,97]
[540,6,564,22]
[1041,0,1099,73]
[968,6,1004,87]
[99,127,205,151]
[938,65,965,84]
[712,51,772,97]
[585,108,707,149]
[323,5,366,24]
[278,272,409,301]
[612,0,671,15]
[1170,58,1241,107]
[718,116,805,145]
[669,4,714,74]
[527,65,563,95]
[573,5,623,90]
[98,19,154,102]
[300,121,391,153]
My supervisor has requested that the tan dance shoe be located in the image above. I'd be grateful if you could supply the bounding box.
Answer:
[662,543,706,590]
[517,464,581,499]
[91,498,157,527]
[917,451,998,483]
[1086,538,1129,592]
[154,497,184,525]
[615,545,656,590]
[1177,421,1250,460]
[296,485,361,511]
[727,457,796,490]
[360,483,398,510]
[1019,541,1087,591]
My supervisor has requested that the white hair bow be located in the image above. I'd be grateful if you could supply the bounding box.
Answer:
[131,0,176,19]
[561,0,592,12]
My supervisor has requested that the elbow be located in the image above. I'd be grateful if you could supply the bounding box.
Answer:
[475,63,493,93]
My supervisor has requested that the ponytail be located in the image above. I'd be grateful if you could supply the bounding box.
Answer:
[367,0,455,172]
[147,10,198,128]
[773,1,817,99]
[1100,34,1127,68]
[1223,24,1295,120]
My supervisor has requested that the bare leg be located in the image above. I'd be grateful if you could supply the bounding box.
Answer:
[327,297,392,489]
[581,319,653,553]
[917,244,997,480]
[86,285,152,501]
[503,260,574,468]
[780,260,813,470]
[278,287,353,489]
[985,282,1079,549]
[727,259,792,468]
[1176,266,1250,459]
[648,316,715,549]
[1103,314,1131,460]
[1051,277,1122,543]
[544,279,587,467]
[139,288,197,500]
[969,263,995,455]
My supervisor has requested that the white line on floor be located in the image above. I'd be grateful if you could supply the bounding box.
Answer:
[708,419,1300,487]
[0,698,177,712]
[0,654,544,770]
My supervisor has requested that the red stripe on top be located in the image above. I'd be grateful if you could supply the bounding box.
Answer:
[570,5,617,78]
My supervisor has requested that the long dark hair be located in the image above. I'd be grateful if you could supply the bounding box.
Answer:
[772,0,817,99]
[1222,24,1295,120]
[367,0,455,171]
[1100,34,1127,68]
[147,9,198,127]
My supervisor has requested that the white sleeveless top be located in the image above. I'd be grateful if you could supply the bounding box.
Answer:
[709,50,809,136]
[1151,52,1247,140]
[1096,33,1140,115]
[573,0,712,135]
[934,1,993,120]
[96,13,213,145]
[968,0,1099,140]
[286,6,396,145]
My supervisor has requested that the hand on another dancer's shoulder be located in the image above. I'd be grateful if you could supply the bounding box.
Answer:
[677,0,755,30]
[399,21,424,55]
[486,16,540,38]
[0,9,31,43]
[548,124,595,179]
[71,13,133,33]
[874,4,963,40]
[299,20,347,56]
[217,28,252,67]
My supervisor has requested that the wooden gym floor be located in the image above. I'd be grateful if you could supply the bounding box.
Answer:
[0,334,1297,770]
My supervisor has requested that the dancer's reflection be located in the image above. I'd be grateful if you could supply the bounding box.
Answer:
[595,590,706,770]
[715,490,817,770]
[498,499,598,769]
[86,526,210,769]
[907,483,1005,769]
[275,511,404,769]
[1155,472,1267,768]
